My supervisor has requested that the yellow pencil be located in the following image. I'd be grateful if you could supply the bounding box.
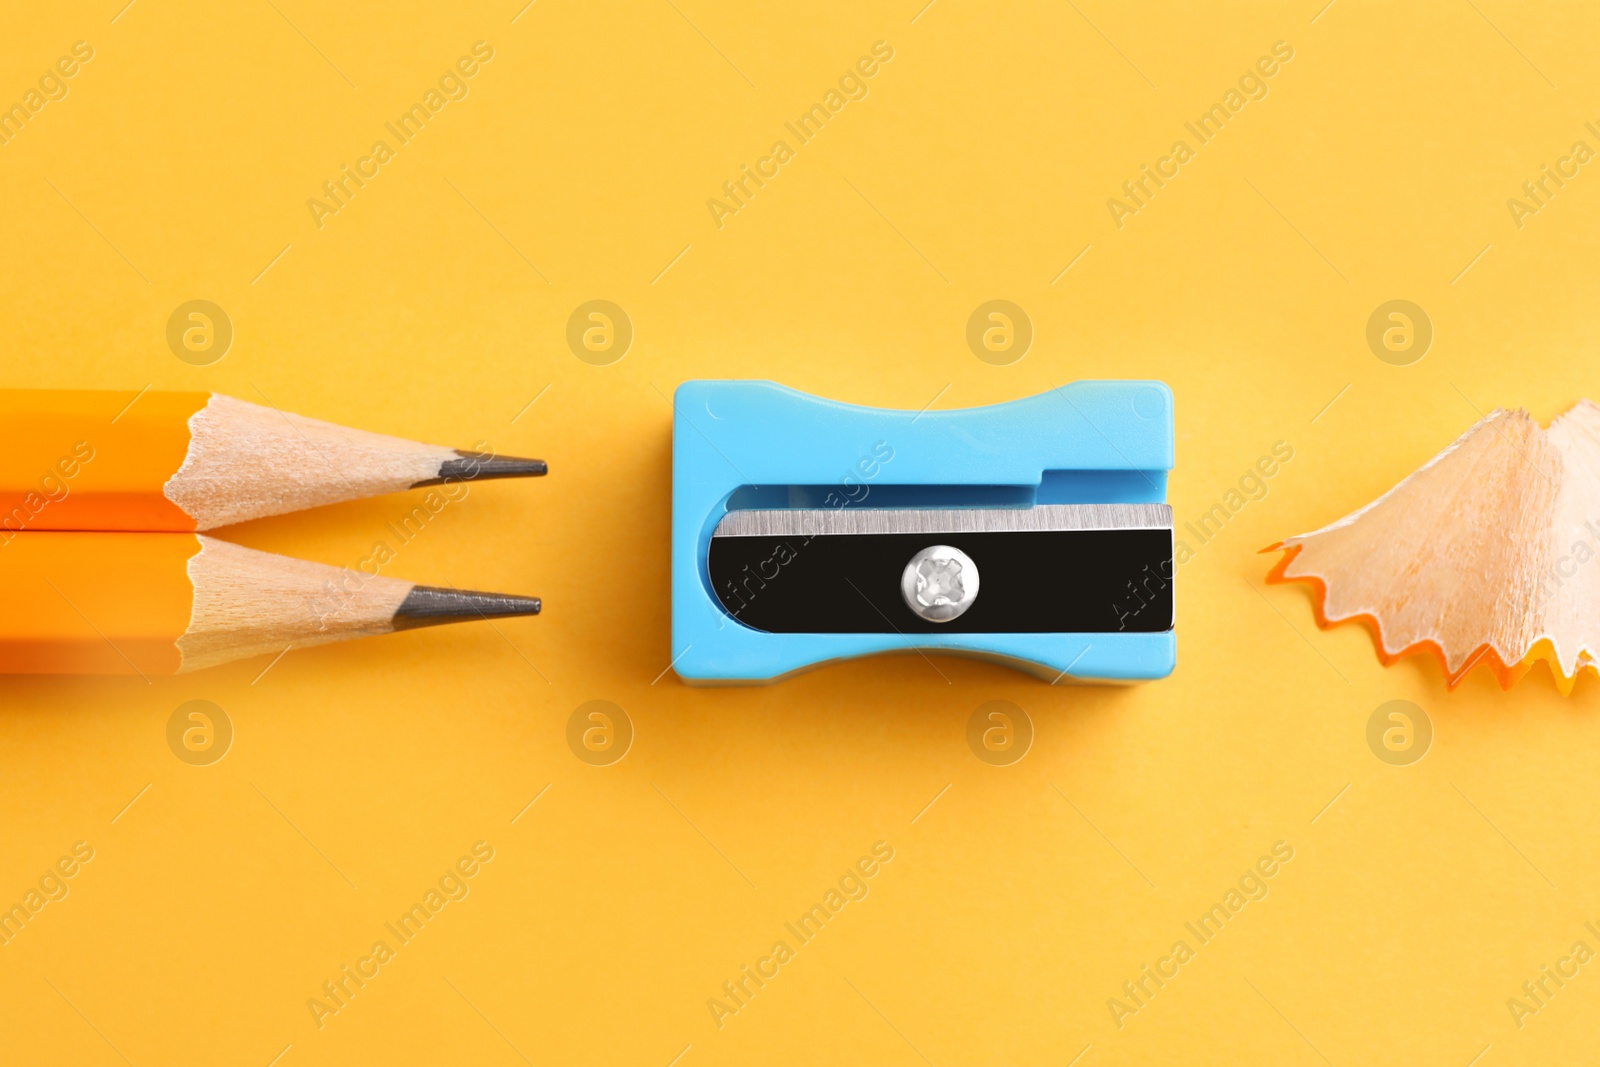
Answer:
[0,389,544,533]
[0,532,539,675]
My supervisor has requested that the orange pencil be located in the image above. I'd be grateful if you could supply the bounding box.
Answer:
[0,390,545,533]
[0,533,540,675]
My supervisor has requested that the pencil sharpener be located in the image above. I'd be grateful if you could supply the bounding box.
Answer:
[670,380,1175,684]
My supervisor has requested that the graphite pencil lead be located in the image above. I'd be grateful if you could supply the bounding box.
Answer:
[413,450,548,487]
[391,585,542,630]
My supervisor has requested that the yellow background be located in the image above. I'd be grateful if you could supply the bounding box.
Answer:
[3,1,1599,1063]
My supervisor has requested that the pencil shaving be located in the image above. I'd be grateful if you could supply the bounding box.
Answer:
[1266,400,1600,692]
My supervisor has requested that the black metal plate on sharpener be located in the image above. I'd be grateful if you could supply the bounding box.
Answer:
[708,504,1174,635]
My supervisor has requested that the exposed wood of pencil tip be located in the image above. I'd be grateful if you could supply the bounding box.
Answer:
[391,585,542,630]
[412,450,548,487]
[174,535,541,673]
[163,394,550,529]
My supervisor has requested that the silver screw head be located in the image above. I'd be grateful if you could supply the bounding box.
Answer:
[901,544,980,623]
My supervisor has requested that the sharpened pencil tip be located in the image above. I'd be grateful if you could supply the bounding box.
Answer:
[413,450,547,487]
[391,585,541,630]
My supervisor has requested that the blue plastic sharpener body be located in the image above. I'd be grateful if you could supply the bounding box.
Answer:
[670,380,1175,684]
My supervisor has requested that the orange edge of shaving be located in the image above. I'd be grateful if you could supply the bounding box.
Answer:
[1258,542,1586,693]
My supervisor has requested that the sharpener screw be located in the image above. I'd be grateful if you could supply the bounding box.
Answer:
[901,545,980,622]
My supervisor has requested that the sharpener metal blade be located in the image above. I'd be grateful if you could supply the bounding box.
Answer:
[709,504,1174,635]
